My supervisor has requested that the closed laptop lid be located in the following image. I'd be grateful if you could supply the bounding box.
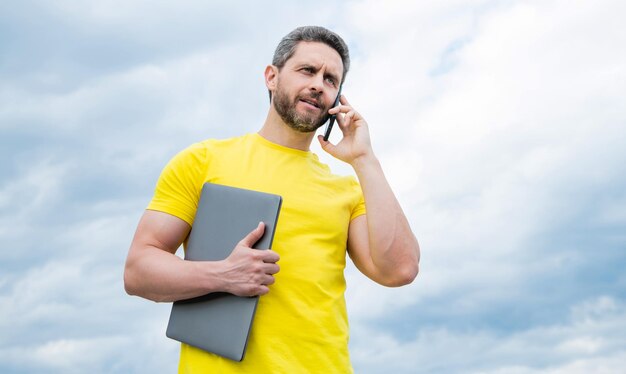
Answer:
[166,183,282,361]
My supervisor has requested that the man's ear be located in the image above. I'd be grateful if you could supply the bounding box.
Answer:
[265,65,278,92]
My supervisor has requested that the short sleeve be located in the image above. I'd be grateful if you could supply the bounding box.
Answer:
[349,178,367,221]
[146,142,209,226]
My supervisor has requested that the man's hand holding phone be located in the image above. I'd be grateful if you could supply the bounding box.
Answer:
[318,94,374,167]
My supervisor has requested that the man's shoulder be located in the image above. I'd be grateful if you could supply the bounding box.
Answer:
[176,133,252,158]
[164,134,252,171]
[193,133,252,151]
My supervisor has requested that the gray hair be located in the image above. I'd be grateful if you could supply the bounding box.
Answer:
[269,26,350,101]
[273,26,350,82]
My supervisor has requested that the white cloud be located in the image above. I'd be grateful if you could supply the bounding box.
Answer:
[0,329,178,373]
[340,0,626,367]
[351,296,626,374]
[343,0,626,323]
[0,159,68,220]
[1,1,625,373]
[0,211,179,372]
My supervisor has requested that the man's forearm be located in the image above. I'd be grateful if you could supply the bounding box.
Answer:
[352,154,420,282]
[124,246,225,303]
[124,214,279,302]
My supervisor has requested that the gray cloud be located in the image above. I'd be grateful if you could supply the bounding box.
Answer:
[351,296,626,373]
[1,0,625,373]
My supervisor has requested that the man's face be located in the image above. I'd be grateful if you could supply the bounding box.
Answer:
[272,42,343,133]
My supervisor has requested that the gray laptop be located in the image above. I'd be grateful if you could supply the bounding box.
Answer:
[166,182,282,361]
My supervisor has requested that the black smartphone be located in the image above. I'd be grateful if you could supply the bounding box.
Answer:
[323,87,342,141]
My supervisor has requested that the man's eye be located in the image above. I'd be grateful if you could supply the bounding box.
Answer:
[301,67,314,74]
[325,77,336,86]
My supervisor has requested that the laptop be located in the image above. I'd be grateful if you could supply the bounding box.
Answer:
[166,182,282,361]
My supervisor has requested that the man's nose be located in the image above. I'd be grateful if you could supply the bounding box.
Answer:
[308,73,325,93]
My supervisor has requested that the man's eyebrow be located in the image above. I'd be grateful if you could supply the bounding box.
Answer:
[296,63,340,83]
[296,63,318,71]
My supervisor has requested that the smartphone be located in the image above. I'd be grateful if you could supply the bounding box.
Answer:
[323,87,342,141]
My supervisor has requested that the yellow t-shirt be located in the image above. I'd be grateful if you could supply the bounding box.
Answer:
[147,133,366,373]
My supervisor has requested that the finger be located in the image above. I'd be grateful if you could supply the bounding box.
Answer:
[238,221,265,247]
[263,274,276,286]
[261,249,280,263]
[263,263,280,275]
[339,94,350,106]
[328,104,352,115]
[337,111,355,133]
[318,134,337,152]
[331,113,346,136]
[256,285,270,296]
[335,110,345,127]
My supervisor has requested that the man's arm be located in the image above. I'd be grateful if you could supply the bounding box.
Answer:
[346,160,420,286]
[319,96,420,287]
[124,210,280,302]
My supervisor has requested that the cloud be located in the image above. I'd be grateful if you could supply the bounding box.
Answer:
[340,0,626,371]
[0,210,179,373]
[1,0,625,373]
[0,3,352,372]
[0,329,178,373]
[350,296,626,374]
[344,0,626,303]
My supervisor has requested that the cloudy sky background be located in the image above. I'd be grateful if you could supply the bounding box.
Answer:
[1,0,625,373]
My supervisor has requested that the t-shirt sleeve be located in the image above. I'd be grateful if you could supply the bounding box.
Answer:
[349,178,367,221]
[146,142,209,226]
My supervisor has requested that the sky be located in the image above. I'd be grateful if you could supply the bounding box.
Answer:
[0,0,625,373]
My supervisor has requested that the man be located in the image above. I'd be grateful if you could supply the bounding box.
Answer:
[124,26,419,373]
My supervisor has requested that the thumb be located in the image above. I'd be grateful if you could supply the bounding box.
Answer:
[318,135,337,156]
[238,222,265,248]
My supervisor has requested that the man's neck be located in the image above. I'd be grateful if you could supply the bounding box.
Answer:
[257,108,316,151]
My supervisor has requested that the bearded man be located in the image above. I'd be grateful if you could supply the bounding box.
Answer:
[124,26,420,373]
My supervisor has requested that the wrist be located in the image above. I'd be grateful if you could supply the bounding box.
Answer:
[350,152,379,171]
[194,260,228,294]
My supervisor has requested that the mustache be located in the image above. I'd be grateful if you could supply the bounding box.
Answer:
[296,92,326,108]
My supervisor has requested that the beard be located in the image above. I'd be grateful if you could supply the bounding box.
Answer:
[272,82,330,133]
